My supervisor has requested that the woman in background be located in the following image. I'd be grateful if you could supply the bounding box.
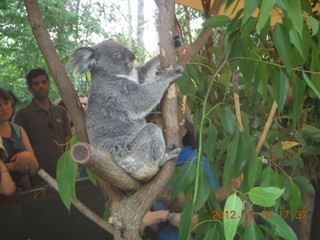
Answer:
[0,88,38,191]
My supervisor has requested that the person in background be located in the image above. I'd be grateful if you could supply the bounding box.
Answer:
[14,68,72,184]
[78,93,88,111]
[0,138,16,196]
[0,87,38,191]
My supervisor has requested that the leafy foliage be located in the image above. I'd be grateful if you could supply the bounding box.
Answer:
[176,0,320,239]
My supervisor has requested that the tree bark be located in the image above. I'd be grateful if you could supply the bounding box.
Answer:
[137,0,145,57]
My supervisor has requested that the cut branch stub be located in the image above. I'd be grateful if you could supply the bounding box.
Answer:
[71,142,141,191]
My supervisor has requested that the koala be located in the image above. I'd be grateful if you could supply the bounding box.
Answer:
[71,39,182,181]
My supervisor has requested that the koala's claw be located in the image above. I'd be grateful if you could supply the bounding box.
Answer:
[173,35,182,48]
[165,144,181,160]
[166,144,177,152]
[155,65,165,76]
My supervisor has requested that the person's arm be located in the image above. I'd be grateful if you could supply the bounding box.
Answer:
[0,159,16,196]
[140,210,198,236]
[9,127,39,175]
[20,127,38,175]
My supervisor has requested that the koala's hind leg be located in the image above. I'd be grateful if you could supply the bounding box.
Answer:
[118,123,167,180]
[164,144,181,163]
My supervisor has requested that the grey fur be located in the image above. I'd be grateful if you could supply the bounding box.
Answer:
[71,39,182,181]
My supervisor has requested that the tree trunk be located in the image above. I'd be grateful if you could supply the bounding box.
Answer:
[137,0,145,57]
[127,0,133,50]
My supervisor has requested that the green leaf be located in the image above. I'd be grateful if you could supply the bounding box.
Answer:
[233,131,250,177]
[272,70,289,113]
[177,72,189,95]
[246,147,260,189]
[289,28,305,61]
[288,180,301,219]
[57,150,78,211]
[186,64,199,84]
[294,175,315,195]
[202,15,231,28]
[194,171,212,211]
[172,161,196,197]
[292,77,306,128]
[248,187,284,207]
[204,226,221,240]
[272,23,292,70]
[242,0,260,26]
[302,72,320,99]
[86,168,97,186]
[261,212,298,240]
[261,166,275,187]
[223,131,239,187]
[223,194,243,240]
[257,0,275,31]
[221,107,235,134]
[302,125,320,139]
[244,224,266,240]
[286,0,303,36]
[307,16,319,36]
[205,124,218,161]
[179,203,194,240]
[103,203,110,220]
[258,224,280,240]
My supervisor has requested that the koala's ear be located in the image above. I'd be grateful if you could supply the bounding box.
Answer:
[71,46,96,73]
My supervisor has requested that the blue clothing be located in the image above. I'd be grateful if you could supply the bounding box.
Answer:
[2,123,27,188]
[154,146,218,240]
[177,146,218,189]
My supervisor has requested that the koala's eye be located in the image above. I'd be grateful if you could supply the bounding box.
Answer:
[113,52,122,59]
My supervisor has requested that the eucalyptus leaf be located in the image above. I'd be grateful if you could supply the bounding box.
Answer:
[194,171,211,211]
[288,180,301,219]
[221,107,235,134]
[223,131,239,187]
[223,194,243,240]
[244,224,266,240]
[246,147,260,189]
[248,187,284,207]
[261,212,298,240]
[272,23,292,70]
[179,204,194,240]
[292,77,306,128]
[257,0,275,31]
[307,16,319,36]
[293,175,315,196]
[177,72,190,95]
[261,166,275,187]
[286,0,303,36]
[172,161,196,197]
[57,150,78,211]
[302,72,320,99]
[272,70,289,113]
[242,0,260,26]
[186,64,199,84]
[202,15,231,28]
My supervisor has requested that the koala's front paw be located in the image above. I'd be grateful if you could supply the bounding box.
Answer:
[156,66,183,84]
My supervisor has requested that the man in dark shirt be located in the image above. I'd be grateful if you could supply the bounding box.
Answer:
[15,68,72,183]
